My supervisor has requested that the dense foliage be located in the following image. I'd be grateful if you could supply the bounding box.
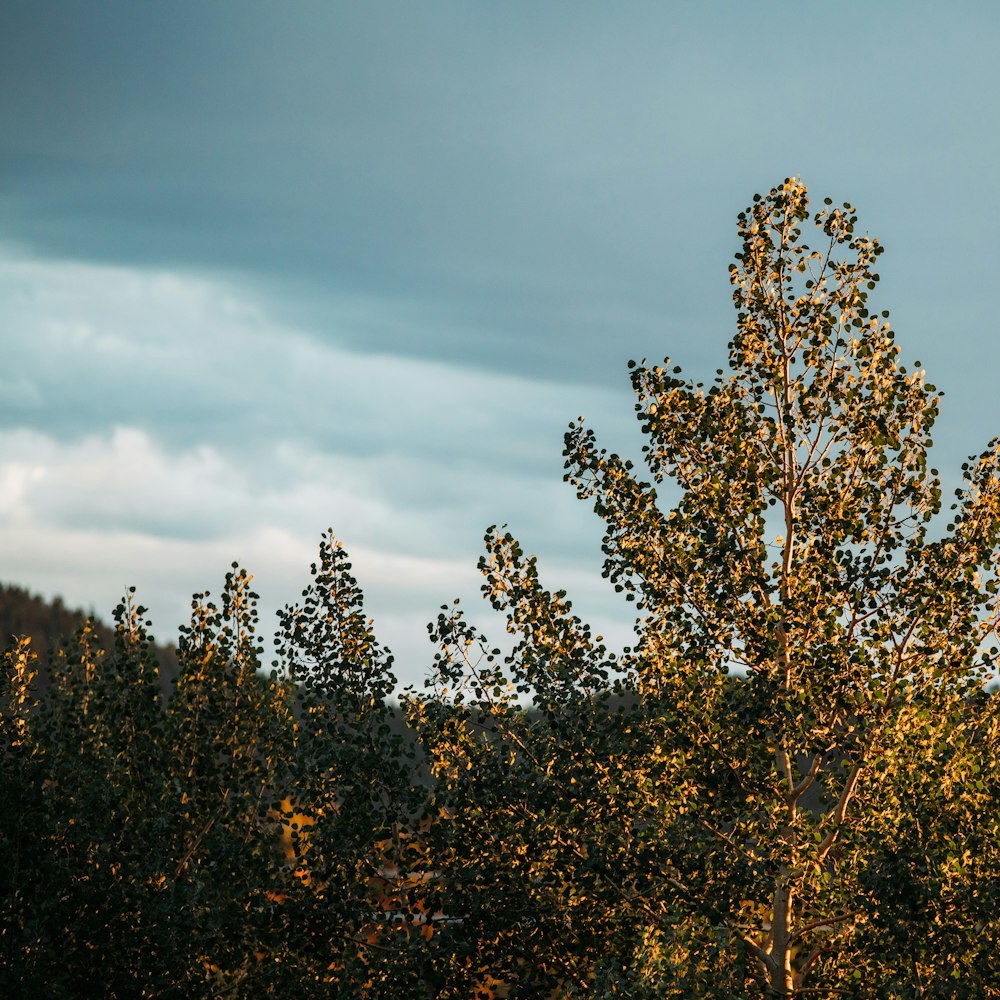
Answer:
[4,180,1000,998]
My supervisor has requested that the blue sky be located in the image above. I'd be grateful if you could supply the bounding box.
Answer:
[2,2,999,686]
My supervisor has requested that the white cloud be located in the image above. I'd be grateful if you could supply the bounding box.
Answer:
[0,250,640,685]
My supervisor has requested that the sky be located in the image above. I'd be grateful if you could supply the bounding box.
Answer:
[2,2,999,688]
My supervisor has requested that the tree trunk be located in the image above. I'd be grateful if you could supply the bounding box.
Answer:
[766,881,795,999]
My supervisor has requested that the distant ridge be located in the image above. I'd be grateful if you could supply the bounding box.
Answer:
[0,582,180,687]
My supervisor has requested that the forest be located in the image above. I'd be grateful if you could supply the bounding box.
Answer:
[3,180,1000,998]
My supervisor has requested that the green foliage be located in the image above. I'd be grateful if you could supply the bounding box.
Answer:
[0,549,429,997]
[3,179,1000,997]
[273,532,431,995]
[0,581,296,997]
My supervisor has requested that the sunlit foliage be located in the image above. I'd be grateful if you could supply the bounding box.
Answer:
[406,179,1000,997]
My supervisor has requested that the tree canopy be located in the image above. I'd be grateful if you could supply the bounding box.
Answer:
[4,179,1000,998]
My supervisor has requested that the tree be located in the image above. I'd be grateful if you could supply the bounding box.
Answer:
[273,532,432,996]
[0,637,48,989]
[162,568,296,996]
[407,178,1000,997]
[1,596,177,997]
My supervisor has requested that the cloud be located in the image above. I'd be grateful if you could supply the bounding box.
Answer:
[19,2,999,383]
[0,422,635,686]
